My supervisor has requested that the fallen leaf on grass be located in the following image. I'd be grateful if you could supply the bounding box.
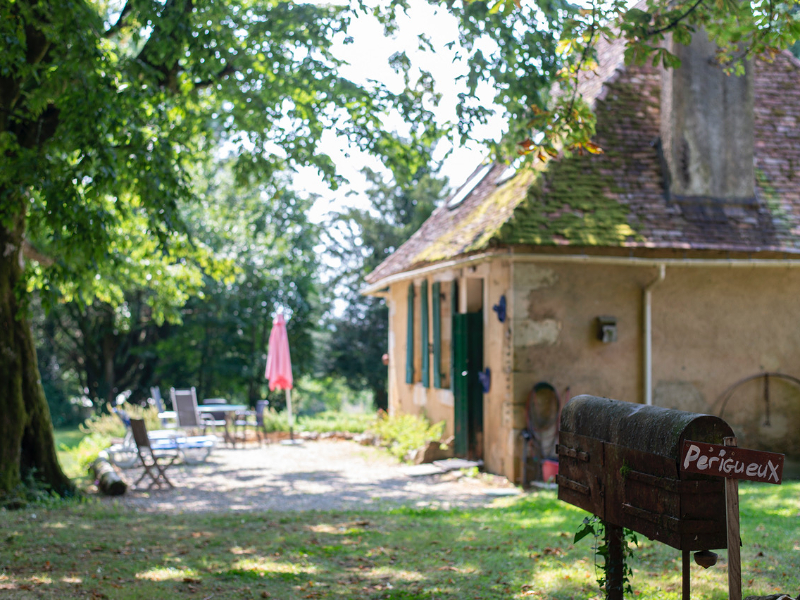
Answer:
[183,577,202,584]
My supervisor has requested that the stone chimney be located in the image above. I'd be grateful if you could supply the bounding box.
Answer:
[660,30,754,201]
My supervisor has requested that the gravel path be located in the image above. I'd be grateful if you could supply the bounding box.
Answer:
[105,440,518,513]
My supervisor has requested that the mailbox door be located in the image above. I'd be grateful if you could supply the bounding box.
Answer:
[604,442,727,551]
[557,432,605,518]
[605,443,683,549]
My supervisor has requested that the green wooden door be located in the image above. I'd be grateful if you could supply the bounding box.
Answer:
[453,311,484,458]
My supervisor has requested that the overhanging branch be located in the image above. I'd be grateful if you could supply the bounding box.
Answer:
[646,0,706,37]
[22,239,54,267]
[105,1,133,38]
[194,65,237,89]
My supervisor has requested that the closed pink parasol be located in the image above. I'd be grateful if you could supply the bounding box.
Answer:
[265,313,295,438]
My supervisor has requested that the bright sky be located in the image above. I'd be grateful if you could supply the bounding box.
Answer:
[301,2,507,224]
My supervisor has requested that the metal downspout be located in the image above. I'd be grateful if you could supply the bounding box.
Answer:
[643,264,666,405]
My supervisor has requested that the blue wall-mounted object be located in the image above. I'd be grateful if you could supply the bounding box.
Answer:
[478,367,491,393]
[492,295,506,322]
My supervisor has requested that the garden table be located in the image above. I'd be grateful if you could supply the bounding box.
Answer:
[158,404,247,447]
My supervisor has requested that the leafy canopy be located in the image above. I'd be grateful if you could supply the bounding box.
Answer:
[322,165,447,408]
[1,0,442,316]
[498,0,800,161]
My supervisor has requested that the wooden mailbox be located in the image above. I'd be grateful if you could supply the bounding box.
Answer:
[557,395,735,552]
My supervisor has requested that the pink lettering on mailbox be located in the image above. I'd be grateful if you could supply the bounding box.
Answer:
[681,441,784,484]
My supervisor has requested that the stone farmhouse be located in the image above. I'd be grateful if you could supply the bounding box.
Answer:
[363,32,800,481]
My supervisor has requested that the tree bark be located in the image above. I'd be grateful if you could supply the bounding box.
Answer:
[90,453,126,496]
[0,207,74,498]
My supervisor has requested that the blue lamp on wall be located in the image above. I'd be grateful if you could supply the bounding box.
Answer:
[492,295,506,323]
[478,367,491,393]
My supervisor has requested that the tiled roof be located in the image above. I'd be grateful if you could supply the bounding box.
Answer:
[366,37,800,286]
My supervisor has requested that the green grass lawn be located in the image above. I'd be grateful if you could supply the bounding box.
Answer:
[53,428,85,451]
[1,482,798,599]
[53,427,87,481]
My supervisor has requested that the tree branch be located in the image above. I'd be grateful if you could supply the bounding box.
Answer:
[134,0,194,92]
[22,239,54,267]
[105,1,133,38]
[193,64,237,89]
[646,0,706,37]
[566,0,598,119]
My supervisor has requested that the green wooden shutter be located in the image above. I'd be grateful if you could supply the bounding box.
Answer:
[406,283,414,384]
[420,280,429,388]
[450,279,458,390]
[453,312,467,456]
[432,282,441,388]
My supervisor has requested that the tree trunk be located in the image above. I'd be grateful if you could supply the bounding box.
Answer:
[0,210,74,498]
[374,387,388,412]
[102,331,117,405]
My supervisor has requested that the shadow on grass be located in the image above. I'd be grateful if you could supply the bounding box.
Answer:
[2,484,797,599]
[0,494,600,599]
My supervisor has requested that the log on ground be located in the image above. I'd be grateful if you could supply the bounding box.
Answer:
[90,452,127,496]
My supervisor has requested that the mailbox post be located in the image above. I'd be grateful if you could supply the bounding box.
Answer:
[559,396,786,600]
[680,436,784,600]
[558,395,735,600]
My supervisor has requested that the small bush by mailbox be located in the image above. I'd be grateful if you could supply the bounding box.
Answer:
[557,395,735,552]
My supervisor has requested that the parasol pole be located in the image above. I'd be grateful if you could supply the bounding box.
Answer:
[285,388,294,441]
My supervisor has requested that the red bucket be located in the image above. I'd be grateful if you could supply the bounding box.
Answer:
[542,459,559,483]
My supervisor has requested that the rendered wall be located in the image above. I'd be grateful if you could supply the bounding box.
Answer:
[510,261,800,481]
[478,259,514,478]
[383,260,514,452]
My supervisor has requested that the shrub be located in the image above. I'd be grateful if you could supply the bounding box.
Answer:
[261,407,291,432]
[369,411,445,460]
[81,403,162,439]
[297,411,375,434]
[58,433,114,479]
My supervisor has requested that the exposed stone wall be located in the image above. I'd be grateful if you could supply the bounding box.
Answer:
[661,30,754,200]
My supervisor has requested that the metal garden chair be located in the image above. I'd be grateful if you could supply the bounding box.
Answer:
[171,387,213,434]
[233,399,271,446]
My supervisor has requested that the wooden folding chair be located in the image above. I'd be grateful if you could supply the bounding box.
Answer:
[130,418,179,490]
